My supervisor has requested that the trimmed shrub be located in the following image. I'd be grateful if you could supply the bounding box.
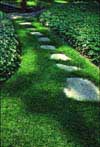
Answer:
[40,2,100,66]
[0,11,21,83]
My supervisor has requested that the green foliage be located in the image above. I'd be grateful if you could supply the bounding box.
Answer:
[0,12,21,82]
[40,2,100,65]
[1,18,100,147]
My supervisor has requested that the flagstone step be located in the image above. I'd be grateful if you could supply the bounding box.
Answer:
[56,64,80,72]
[40,45,56,50]
[29,32,43,36]
[10,15,22,19]
[50,53,71,61]
[38,37,51,42]
[19,22,32,25]
[64,78,100,102]
[27,28,36,31]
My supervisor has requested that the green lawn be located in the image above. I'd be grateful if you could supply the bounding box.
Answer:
[1,17,100,147]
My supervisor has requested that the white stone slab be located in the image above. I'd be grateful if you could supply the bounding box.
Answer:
[38,37,50,42]
[40,45,56,50]
[11,15,22,19]
[64,78,100,102]
[50,54,71,61]
[45,22,49,26]
[56,64,80,72]
[19,22,32,25]
[30,32,43,36]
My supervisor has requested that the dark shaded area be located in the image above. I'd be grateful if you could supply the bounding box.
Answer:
[0,12,22,84]
[1,25,100,146]
[0,2,44,13]
[0,2,21,12]
[2,59,100,147]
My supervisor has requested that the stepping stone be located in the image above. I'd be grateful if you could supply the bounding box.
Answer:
[29,32,43,36]
[40,45,56,50]
[38,37,50,42]
[19,22,32,25]
[50,53,71,61]
[56,64,80,72]
[64,78,100,102]
[45,22,49,26]
[11,15,22,19]
[27,28,36,31]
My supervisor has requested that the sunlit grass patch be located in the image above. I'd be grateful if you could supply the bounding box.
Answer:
[27,0,37,6]
[55,0,68,3]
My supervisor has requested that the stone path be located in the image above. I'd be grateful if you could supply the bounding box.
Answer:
[15,17,100,102]
[35,26,100,101]
[38,30,99,101]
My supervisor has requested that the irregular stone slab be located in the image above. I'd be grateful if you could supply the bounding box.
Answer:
[56,64,80,72]
[45,22,49,26]
[40,45,56,50]
[27,28,36,31]
[8,10,44,19]
[19,22,32,25]
[10,15,22,19]
[30,32,43,36]
[50,54,71,61]
[38,37,50,42]
[64,78,100,102]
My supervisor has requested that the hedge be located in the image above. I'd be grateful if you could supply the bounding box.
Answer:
[40,2,100,66]
[0,11,21,83]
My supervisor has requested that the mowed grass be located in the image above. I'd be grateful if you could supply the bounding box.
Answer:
[1,17,100,147]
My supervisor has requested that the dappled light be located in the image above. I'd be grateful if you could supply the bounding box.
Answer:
[55,0,68,3]
[63,78,100,101]
[0,1,100,147]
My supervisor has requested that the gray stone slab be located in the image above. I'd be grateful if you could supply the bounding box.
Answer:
[64,78,100,102]
[19,22,32,25]
[40,45,56,50]
[30,32,43,36]
[7,10,44,19]
[10,15,23,19]
[50,54,71,61]
[56,64,80,72]
[27,28,36,31]
[38,37,50,42]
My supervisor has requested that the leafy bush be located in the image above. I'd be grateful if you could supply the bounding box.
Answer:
[0,11,21,82]
[40,2,100,66]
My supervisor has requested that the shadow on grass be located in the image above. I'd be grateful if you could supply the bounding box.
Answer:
[1,20,100,147]
[2,49,100,147]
